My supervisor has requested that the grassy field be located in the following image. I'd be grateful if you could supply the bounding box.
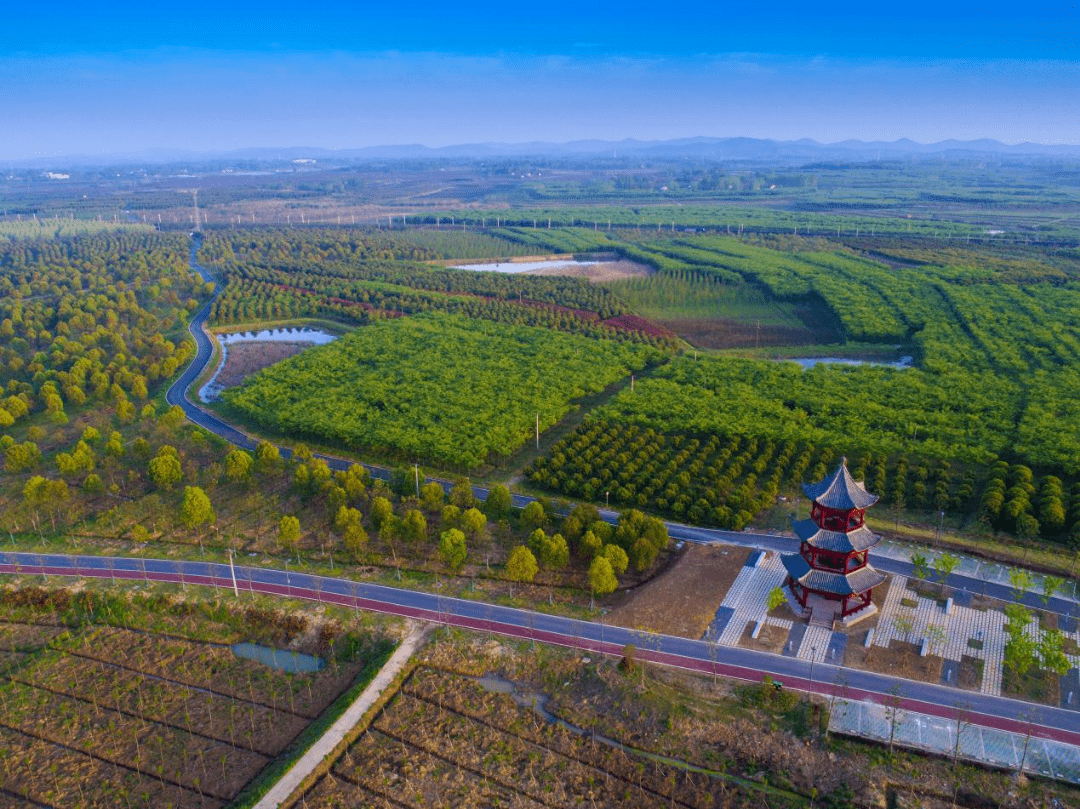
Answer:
[606,274,804,325]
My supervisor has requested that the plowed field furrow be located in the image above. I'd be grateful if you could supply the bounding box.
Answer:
[398,682,701,807]
[316,767,425,809]
[0,719,232,804]
[336,729,550,809]
[20,653,306,755]
[0,784,55,809]
[85,627,354,718]
[64,648,309,718]
[373,727,565,808]
[2,674,262,755]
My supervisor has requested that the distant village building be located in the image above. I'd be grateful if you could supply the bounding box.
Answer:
[781,458,886,627]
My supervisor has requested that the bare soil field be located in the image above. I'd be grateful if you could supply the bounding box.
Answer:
[844,638,945,684]
[0,612,383,808]
[297,634,1080,809]
[524,258,654,282]
[215,342,312,389]
[608,544,750,638]
[658,316,834,349]
[739,621,789,654]
[304,664,794,809]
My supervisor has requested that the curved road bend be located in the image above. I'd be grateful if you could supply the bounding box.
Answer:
[1,551,1077,748]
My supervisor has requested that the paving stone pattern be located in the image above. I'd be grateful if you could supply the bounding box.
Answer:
[705,552,1080,699]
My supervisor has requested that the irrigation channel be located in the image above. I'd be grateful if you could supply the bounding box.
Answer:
[1,551,1078,757]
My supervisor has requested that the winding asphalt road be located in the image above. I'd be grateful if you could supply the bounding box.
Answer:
[1,551,1077,750]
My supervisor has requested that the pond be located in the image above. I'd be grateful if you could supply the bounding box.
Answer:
[231,642,325,673]
[786,355,914,370]
[218,327,337,345]
[449,259,603,274]
[199,327,338,403]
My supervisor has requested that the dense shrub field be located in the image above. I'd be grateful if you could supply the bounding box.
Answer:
[530,420,985,531]
[224,312,662,469]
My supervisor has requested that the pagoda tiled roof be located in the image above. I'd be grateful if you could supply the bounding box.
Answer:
[792,518,882,553]
[802,458,879,510]
[781,553,886,596]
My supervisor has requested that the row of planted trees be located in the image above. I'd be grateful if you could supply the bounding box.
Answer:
[978,461,1080,546]
[530,420,982,531]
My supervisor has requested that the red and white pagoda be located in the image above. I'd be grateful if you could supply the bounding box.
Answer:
[781,458,886,626]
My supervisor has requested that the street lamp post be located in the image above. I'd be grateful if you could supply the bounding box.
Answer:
[809,646,818,696]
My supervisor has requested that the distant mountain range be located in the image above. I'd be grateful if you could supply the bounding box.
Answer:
[10,136,1080,168]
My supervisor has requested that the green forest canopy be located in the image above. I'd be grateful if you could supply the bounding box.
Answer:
[224,311,662,469]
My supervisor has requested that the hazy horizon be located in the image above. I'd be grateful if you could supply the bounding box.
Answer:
[2,1,1076,161]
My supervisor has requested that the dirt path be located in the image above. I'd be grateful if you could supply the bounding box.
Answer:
[608,543,751,638]
[253,622,432,809]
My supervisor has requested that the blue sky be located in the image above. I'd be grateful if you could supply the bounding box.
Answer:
[1,1,1077,159]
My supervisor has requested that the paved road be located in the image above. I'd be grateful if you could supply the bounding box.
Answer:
[169,239,1078,621]
[2,551,1077,749]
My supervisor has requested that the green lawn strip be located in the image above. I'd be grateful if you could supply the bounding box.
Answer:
[228,637,397,809]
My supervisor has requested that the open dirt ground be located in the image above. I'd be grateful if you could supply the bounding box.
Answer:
[523,259,653,282]
[608,544,750,638]
[739,621,789,654]
[215,342,312,389]
[844,638,945,684]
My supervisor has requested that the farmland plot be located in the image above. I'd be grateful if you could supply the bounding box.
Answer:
[301,666,794,809]
[0,620,382,808]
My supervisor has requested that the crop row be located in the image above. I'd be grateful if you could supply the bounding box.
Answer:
[0,676,263,801]
[80,626,360,719]
[0,723,222,808]
[530,421,984,530]
[0,232,203,431]
[304,666,756,809]
[16,649,307,755]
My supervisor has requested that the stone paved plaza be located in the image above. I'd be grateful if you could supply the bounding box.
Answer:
[704,549,1080,700]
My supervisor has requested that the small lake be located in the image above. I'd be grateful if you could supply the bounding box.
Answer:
[786,355,914,370]
[232,642,325,673]
[218,327,337,345]
[449,259,603,274]
[199,327,338,403]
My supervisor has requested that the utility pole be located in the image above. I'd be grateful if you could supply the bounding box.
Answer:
[228,549,239,597]
[414,463,420,498]
[535,414,539,449]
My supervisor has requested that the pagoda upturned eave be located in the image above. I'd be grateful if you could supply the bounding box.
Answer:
[780,553,886,596]
[791,518,882,553]
[802,458,879,510]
